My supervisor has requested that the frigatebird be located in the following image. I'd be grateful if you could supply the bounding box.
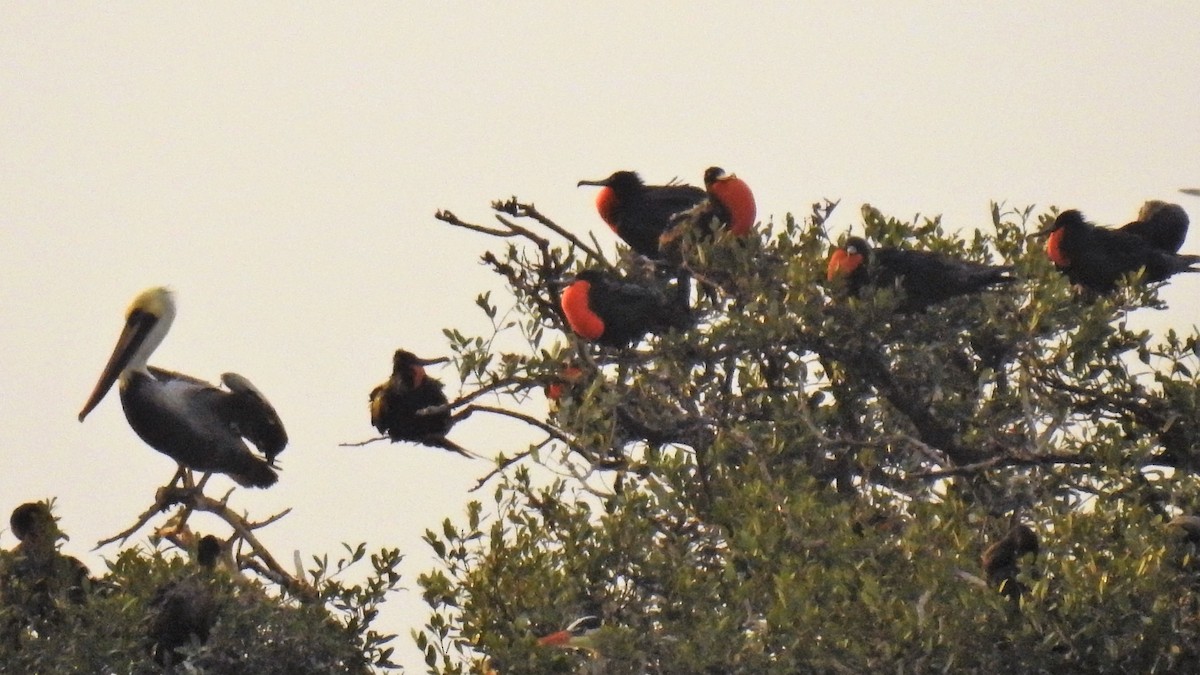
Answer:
[1120,201,1190,254]
[560,269,692,347]
[981,524,1039,601]
[147,534,223,666]
[577,171,706,259]
[826,237,1013,311]
[1038,208,1199,293]
[369,349,473,458]
[537,615,602,651]
[660,166,757,252]
[0,501,91,645]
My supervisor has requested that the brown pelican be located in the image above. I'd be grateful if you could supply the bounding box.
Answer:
[78,287,286,488]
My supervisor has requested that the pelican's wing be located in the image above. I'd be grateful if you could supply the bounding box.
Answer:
[220,372,288,464]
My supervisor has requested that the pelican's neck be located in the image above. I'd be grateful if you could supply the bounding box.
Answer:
[124,288,177,375]
[132,311,173,377]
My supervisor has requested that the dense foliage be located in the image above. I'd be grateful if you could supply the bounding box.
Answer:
[0,500,403,673]
[418,199,1200,674]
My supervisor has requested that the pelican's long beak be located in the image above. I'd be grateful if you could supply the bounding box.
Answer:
[78,308,160,421]
[414,355,450,366]
[576,178,608,188]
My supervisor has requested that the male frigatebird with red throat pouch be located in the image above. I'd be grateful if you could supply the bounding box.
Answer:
[369,349,473,458]
[559,269,692,347]
[1037,207,1199,293]
[537,615,602,652]
[577,170,706,259]
[660,166,757,251]
[826,236,1013,311]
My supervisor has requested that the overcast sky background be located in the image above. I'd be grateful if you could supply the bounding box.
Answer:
[3,4,1200,671]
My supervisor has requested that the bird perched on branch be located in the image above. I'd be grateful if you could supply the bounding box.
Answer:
[560,269,692,347]
[1169,514,1200,544]
[659,166,757,254]
[981,524,1039,601]
[147,534,223,666]
[1037,207,1199,293]
[577,170,706,259]
[1122,201,1190,254]
[78,287,287,488]
[369,349,472,458]
[0,502,91,648]
[537,615,602,652]
[826,237,1014,311]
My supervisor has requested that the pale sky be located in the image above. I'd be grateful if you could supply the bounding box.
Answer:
[3,4,1200,671]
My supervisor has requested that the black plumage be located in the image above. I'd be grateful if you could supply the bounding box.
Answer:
[1118,200,1189,254]
[577,171,706,259]
[369,350,468,456]
[147,534,223,666]
[560,269,692,347]
[0,503,91,648]
[1041,209,1199,293]
[827,237,1014,311]
[981,524,1039,601]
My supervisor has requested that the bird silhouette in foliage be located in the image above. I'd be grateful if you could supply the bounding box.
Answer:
[826,236,1014,311]
[1037,208,1199,293]
[0,502,92,649]
[560,269,692,347]
[147,534,223,666]
[981,524,1039,601]
[1169,514,1200,545]
[369,350,473,457]
[538,614,602,653]
[577,170,706,259]
[660,166,757,254]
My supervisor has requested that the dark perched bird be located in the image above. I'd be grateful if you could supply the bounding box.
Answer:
[537,615,602,651]
[560,269,692,347]
[577,170,706,259]
[1168,514,1200,545]
[369,350,471,457]
[1119,201,1190,254]
[147,534,223,666]
[78,287,286,488]
[1038,209,1200,293]
[660,166,757,252]
[826,237,1014,311]
[0,502,91,648]
[981,524,1039,601]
